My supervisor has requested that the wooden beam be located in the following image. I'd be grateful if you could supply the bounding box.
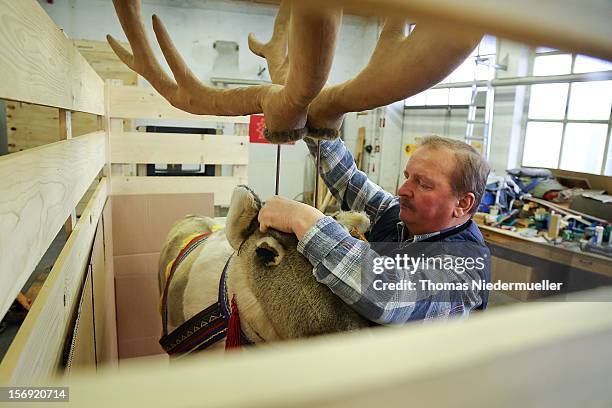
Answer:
[110,132,248,165]
[313,0,612,60]
[0,131,105,321]
[0,0,104,114]
[110,176,247,206]
[61,288,612,406]
[108,84,250,122]
[0,179,107,385]
[59,109,77,236]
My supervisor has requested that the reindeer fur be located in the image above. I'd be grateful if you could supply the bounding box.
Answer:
[158,186,370,349]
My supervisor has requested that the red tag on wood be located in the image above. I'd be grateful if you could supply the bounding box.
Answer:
[249,114,268,144]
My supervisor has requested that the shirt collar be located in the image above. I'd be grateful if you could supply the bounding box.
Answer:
[397,219,470,243]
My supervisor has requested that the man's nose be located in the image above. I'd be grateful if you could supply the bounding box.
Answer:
[398,180,413,197]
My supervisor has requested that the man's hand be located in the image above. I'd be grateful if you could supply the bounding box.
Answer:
[258,196,325,240]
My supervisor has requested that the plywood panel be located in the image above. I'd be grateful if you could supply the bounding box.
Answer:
[0,132,105,322]
[109,84,249,123]
[0,180,107,385]
[111,176,246,206]
[110,132,248,165]
[99,203,119,367]
[0,0,104,114]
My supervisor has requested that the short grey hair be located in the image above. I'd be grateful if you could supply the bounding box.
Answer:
[417,135,490,215]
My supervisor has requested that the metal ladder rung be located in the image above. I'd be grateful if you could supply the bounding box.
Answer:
[465,136,485,141]
[466,120,486,124]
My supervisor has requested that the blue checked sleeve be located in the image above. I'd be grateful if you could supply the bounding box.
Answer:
[297,217,485,325]
[304,138,397,224]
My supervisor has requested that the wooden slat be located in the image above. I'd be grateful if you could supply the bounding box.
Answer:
[316,0,612,60]
[73,39,138,85]
[110,132,249,165]
[108,84,249,122]
[0,179,107,385]
[0,0,104,114]
[0,131,105,322]
[61,288,612,406]
[111,176,247,206]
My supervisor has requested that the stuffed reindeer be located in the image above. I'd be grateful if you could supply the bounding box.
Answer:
[158,186,370,356]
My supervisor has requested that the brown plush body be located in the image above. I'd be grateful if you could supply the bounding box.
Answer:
[158,186,369,350]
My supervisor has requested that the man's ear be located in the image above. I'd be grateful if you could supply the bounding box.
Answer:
[225,185,262,250]
[454,192,475,218]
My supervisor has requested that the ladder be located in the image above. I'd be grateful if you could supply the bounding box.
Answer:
[464,56,506,160]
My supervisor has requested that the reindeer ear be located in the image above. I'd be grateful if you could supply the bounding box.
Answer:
[225,186,262,250]
[332,211,371,235]
[255,237,285,266]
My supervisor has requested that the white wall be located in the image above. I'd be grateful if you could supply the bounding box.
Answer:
[396,38,531,185]
[40,0,378,201]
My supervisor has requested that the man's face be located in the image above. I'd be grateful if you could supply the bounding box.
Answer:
[397,146,459,235]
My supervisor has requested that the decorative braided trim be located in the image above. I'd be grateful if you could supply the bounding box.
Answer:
[306,127,340,140]
[264,127,308,143]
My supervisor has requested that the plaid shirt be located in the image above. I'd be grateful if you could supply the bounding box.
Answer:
[297,138,487,325]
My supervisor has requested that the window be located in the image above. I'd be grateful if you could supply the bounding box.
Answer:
[521,50,612,175]
[405,35,497,106]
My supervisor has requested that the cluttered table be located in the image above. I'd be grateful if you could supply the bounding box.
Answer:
[476,178,612,279]
[476,222,612,278]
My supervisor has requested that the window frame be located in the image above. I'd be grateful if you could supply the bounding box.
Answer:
[521,51,612,175]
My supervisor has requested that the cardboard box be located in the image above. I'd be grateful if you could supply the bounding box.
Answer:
[111,193,214,359]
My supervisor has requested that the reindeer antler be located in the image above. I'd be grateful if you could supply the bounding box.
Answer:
[306,20,483,139]
[107,0,341,143]
[248,1,290,85]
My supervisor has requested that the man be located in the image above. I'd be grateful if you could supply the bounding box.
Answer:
[258,135,491,324]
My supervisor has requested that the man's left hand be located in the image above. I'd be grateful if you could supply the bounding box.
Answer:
[258,196,325,240]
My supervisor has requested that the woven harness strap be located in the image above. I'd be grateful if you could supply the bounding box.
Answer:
[160,232,212,336]
[159,253,253,357]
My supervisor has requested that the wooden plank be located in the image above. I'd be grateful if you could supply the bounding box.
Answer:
[99,202,119,367]
[110,176,246,206]
[109,84,249,123]
[110,132,248,165]
[0,0,104,114]
[6,102,101,153]
[62,288,612,406]
[313,0,612,61]
[0,131,105,322]
[59,109,77,236]
[73,39,138,86]
[0,179,107,385]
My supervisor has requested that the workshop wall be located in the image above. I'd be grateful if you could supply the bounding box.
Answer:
[399,39,531,181]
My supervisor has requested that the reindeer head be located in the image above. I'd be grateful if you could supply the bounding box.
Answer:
[107,0,482,143]
[224,186,369,340]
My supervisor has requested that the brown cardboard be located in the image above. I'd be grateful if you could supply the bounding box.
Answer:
[111,193,214,359]
[114,253,162,348]
[112,193,214,256]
